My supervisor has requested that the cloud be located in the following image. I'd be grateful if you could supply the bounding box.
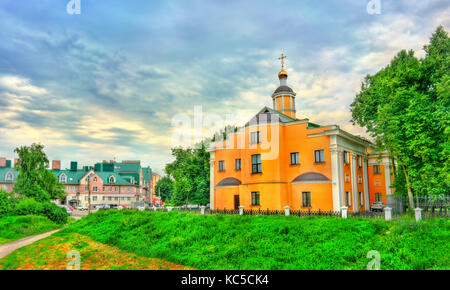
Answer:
[0,75,47,95]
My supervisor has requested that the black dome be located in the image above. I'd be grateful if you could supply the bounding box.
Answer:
[274,85,293,94]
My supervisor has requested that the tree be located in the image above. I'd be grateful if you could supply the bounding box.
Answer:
[350,26,450,209]
[154,176,174,202]
[14,143,66,202]
[165,142,210,206]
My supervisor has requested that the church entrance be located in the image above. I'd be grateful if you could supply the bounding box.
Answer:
[234,195,240,210]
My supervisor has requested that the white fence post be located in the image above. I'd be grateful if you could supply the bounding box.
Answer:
[239,206,244,216]
[341,206,348,219]
[167,207,173,212]
[284,206,291,216]
[384,207,392,221]
[200,206,206,215]
[415,208,423,221]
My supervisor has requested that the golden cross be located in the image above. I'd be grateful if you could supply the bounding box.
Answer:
[278,53,287,70]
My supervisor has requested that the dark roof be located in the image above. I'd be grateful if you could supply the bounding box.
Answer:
[216,177,241,187]
[292,172,331,182]
[245,107,298,127]
[274,85,294,94]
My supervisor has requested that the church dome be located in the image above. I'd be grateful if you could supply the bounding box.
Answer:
[278,70,288,79]
[274,85,294,94]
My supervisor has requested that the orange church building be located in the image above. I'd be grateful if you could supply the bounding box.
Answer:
[208,57,394,212]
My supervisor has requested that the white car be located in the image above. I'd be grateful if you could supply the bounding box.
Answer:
[136,205,146,211]
[77,205,89,211]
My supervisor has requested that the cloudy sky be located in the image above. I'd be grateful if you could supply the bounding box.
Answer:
[0,0,448,174]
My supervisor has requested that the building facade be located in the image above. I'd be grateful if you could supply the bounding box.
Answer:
[0,158,154,208]
[208,64,394,212]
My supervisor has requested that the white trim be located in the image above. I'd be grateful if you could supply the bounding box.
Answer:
[291,180,331,185]
[350,153,359,212]
[210,151,215,208]
[215,185,240,189]
[363,157,370,211]
[4,171,14,181]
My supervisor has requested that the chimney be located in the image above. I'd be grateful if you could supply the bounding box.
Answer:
[14,158,18,167]
[52,160,61,170]
[0,157,5,167]
[110,160,115,163]
[103,160,108,163]
[70,161,78,171]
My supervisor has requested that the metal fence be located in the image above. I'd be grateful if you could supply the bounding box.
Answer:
[387,195,450,215]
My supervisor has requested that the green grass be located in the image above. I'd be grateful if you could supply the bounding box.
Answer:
[60,210,450,270]
[0,215,61,245]
[0,232,192,270]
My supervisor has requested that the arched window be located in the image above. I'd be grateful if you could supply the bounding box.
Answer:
[5,171,14,181]
[59,173,67,183]
[109,176,116,184]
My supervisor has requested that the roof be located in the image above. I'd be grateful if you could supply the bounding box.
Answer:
[216,177,241,187]
[292,172,331,183]
[52,169,88,185]
[0,167,18,183]
[245,107,299,127]
[273,85,294,94]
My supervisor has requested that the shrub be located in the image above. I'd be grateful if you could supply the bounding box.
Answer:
[14,198,67,224]
[0,191,16,216]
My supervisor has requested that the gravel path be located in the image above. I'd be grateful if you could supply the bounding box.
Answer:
[0,229,62,259]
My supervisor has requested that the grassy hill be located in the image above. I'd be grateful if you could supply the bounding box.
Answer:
[59,210,449,270]
[0,215,61,245]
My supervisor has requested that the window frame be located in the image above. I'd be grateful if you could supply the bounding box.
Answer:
[375,193,382,202]
[251,191,260,206]
[343,151,349,165]
[345,191,351,207]
[357,155,362,168]
[250,131,261,145]
[314,150,325,163]
[302,191,311,208]
[373,165,381,174]
[235,159,241,171]
[218,160,225,172]
[359,192,363,207]
[251,154,262,174]
[290,152,300,165]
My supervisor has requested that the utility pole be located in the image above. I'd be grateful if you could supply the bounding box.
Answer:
[88,174,91,214]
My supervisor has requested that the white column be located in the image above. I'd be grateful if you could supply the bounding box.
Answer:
[351,153,359,212]
[200,206,206,215]
[330,147,344,211]
[341,206,348,218]
[209,151,215,209]
[239,206,244,215]
[384,207,392,221]
[363,157,370,211]
[281,96,285,111]
[284,206,291,216]
[415,208,422,221]
[383,162,393,196]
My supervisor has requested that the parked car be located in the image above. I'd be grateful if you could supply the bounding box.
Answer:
[77,205,89,211]
[58,205,72,216]
[371,202,386,212]
[117,204,127,210]
[96,204,110,210]
[136,205,146,211]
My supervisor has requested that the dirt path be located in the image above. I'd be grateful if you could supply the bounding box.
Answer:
[0,229,62,259]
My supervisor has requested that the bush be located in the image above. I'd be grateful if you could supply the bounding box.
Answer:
[0,191,16,216]
[15,198,67,224]
[0,215,60,244]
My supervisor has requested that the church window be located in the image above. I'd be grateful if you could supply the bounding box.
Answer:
[251,192,260,206]
[235,159,241,171]
[290,152,299,165]
[250,131,261,145]
[315,150,325,163]
[302,192,311,208]
[218,161,225,172]
[251,154,262,174]
[373,165,381,174]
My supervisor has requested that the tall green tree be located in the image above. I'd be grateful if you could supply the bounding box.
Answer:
[165,142,210,206]
[14,143,66,202]
[154,176,174,202]
[350,26,450,209]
